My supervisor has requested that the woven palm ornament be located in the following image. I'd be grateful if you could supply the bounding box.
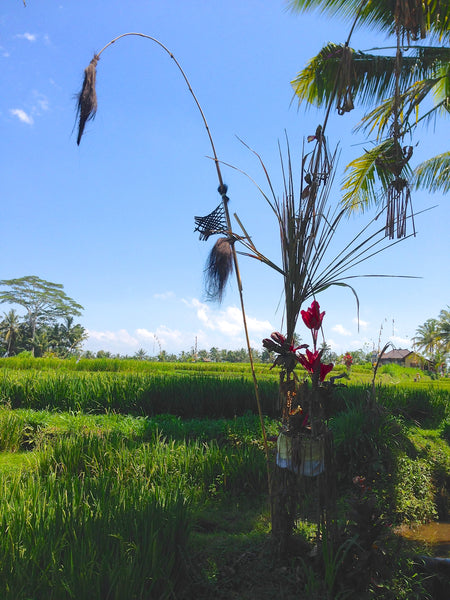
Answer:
[194,202,227,241]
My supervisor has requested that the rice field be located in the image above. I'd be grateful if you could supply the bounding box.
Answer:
[0,408,277,599]
[0,358,448,598]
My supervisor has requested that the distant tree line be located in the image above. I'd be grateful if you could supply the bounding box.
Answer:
[82,346,272,363]
[82,342,364,365]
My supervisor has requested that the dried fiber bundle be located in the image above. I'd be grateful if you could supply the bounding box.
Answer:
[394,0,427,41]
[336,45,354,115]
[205,237,234,302]
[385,177,413,239]
[76,54,99,145]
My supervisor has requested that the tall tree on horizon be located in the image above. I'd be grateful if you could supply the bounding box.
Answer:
[0,276,84,356]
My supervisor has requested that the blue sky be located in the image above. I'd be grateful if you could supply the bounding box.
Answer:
[2,0,448,357]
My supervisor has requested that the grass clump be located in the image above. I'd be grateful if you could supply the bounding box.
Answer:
[0,378,447,599]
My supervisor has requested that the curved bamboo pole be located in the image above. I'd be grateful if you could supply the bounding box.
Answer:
[82,32,272,491]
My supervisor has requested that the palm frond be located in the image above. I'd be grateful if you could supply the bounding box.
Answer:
[288,1,450,41]
[413,151,450,193]
[355,76,444,137]
[341,139,402,212]
[432,64,450,111]
[291,44,450,111]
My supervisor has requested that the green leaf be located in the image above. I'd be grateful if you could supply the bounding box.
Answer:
[341,139,398,211]
[413,151,450,193]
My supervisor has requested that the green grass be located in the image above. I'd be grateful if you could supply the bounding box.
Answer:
[0,359,448,423]
[0,364,448,599]
[0,410,275,599]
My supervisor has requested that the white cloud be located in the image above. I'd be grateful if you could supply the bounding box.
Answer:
[83,298,275,355]
[9,92,49,127]
[153,325,184,348]
[86,328,138,347]
[135,326,184,348]
[353,317,369,329]
[390,335,411,349]
[16,33,37,42]
[185,298,273,338]
[32,91,49,112]
[153,291,175,300]
[332,324,351,336]
[10,108,33,125]
[134,328,155,341]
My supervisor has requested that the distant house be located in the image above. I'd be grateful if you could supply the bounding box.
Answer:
[378,348,434,370]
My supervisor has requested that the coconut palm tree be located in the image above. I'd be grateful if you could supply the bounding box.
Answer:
[437,306,450,353]
[413,317,440,358]
[289,1,450,217]
[133,348,149,361]
[0,309,21,356]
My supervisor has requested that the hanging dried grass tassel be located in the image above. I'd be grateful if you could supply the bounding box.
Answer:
[337,45,354,115]
[395,0,426,41]
[385,177,414,239]
[204,237,234,302]
[75,54,99,145]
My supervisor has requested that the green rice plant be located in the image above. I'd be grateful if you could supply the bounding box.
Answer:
[330,403,405,484]
[375,383,450,427]
[0,368,279,418]
[320,529,357,600]
[0,407,31,451]
[35,417,269,499]
[394,456,438,523]
[0,448,191,598]
[0,355,278,378]
[0,364,447,424]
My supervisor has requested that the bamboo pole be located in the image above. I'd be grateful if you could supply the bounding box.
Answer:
[78,32,272,496]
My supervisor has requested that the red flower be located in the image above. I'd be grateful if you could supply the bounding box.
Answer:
[297,348,322,373]
[320,362,334,381]
[297,348,333,381]
[301,300,325,332]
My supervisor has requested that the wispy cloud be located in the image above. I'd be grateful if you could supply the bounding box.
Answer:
[86,329,138,347]
[389,334,411,349]
[84,298,275,355]
[9,92,49,126]
[32,91,49,112]
[10,108,34,125]
[85,326,187,354]
[153,291,175,300]
[135,326,184,348]
[15,33,37,42]
[332,324,351,336]
[353,317,369,329]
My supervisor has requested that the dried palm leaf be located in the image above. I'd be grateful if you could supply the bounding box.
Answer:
[224,132,421,343]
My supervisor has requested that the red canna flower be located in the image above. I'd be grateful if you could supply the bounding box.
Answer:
[297,348,322,373]
[297,348,333,381]
[301,300,325,332]
[319,362,334,381]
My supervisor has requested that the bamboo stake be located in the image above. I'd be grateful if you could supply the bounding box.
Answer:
[77,32,272,496]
